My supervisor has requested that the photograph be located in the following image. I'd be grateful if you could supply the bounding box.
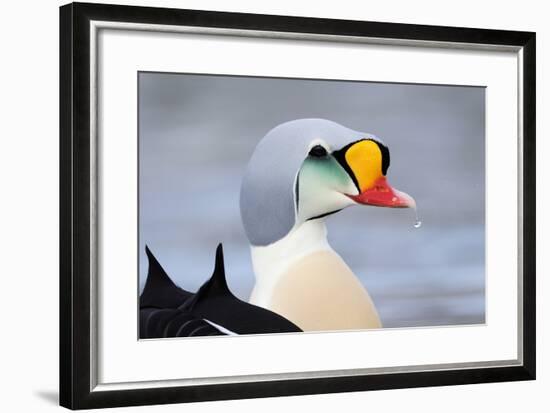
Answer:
[138,72,486,338]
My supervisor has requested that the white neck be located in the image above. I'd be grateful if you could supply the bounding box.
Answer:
[249,219,333,305]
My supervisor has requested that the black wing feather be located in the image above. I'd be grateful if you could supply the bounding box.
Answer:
[139,244,302,338]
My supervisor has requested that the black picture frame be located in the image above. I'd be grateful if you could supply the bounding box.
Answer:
[60,2,536,409]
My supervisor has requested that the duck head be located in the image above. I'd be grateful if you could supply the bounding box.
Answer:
[240,118,415,246]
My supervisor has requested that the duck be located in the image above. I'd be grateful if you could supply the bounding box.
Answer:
[140,243,302,338]
[240,118,415,332]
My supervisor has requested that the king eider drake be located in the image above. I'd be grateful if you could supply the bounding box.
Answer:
[240,119,416,332]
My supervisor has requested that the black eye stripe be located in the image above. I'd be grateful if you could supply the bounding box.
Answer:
[308,145,328,157]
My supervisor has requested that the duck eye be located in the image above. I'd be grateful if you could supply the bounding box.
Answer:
[309,145,328,158]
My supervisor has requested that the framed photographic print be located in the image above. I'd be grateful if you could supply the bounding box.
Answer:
[59,2,536,409]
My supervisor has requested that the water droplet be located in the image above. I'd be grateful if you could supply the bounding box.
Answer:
[412,207,421,229]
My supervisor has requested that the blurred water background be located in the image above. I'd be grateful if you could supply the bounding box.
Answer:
[139,72,485,328]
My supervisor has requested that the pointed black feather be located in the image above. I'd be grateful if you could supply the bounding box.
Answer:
[180,244,302,334]
[180,244,231,309]
[140,246,192,309]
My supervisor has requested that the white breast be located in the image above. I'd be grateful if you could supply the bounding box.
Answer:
[249,220,381,331]
[249,220,331,307]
